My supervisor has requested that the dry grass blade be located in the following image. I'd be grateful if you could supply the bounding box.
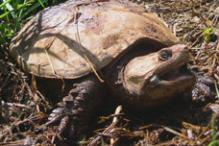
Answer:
[1,0,219,145]
[88,105,123,146]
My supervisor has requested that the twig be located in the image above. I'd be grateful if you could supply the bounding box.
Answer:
[162,126,190,140]
[88,105,122,146]
[1,101,30,109]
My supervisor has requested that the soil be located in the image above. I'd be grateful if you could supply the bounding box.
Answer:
[0,0,218,145]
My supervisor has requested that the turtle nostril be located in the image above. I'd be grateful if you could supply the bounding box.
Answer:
[159,50,172,61]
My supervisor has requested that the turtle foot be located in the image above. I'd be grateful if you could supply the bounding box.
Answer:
[192,75,216,104]
[46,78,105,140]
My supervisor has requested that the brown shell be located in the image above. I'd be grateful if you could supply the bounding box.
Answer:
[9,0,178,79]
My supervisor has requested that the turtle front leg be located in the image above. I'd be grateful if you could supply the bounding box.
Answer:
[192,75,215,104]
[46,77,106,140]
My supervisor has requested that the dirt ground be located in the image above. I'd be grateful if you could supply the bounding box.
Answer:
[0,0,219,146]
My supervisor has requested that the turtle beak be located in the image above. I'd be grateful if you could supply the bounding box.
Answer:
[145,44,195,88]
[149,75,160,87]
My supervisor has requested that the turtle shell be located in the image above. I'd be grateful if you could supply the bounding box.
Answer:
[9,0,178,79]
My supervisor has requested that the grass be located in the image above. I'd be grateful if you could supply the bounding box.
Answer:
[208,114,219,146]
[0,0,218,145]
[0,0,63,46]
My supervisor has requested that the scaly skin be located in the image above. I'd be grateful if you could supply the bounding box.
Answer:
[46,77,106,140]
[107,44,196,110]
[46,44,197,140]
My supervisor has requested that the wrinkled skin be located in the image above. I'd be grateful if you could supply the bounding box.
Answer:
[8,0,214,142]
[192,75,215,104]
[107,44,196,109]
[45,43,196,140]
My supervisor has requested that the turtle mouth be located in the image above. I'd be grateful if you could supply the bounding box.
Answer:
[149,64,195,86]
[161,64,193,81]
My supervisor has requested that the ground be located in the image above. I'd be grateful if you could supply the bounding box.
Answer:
[0,0,219,146]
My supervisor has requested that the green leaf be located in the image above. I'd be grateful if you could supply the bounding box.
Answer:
[0,0,11,8]
[208,140,219,146]
[203,27,214,42]
[0,11,9,19]
[37,0,45,8]
[20,1,47,19]
[211,115,218,140]
[3,0,17,19]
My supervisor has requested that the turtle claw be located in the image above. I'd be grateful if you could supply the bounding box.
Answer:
[46,78,104,140]
[192,75,215,103]
[46,96,77,138]
[57,116,70,136]
[46,98,72,126]
[46,107,66,126]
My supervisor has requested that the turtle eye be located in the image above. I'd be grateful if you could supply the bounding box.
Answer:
[159,50,172,61]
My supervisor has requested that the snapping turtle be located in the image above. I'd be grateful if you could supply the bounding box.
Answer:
[9,0,195,139]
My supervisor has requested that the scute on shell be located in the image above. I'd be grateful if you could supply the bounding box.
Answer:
[9,0,178,79]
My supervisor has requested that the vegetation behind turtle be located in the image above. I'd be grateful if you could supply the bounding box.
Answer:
[0,0,218,146]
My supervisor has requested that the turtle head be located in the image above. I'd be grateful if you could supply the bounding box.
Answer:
[123,44,195,106]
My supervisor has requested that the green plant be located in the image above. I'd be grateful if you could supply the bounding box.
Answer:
[208,114,219,146]
[0,0,63,46]
[202,27,217,43]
